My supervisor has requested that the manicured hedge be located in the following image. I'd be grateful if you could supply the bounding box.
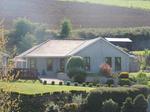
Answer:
[86,85,150,112]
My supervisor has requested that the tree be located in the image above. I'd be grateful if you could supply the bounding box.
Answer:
[121,97,134,112]
[60,19,72,38]
[6,18,50,55]
[102,99,119,112]
[133,94,148,112]
[66,56,86,83]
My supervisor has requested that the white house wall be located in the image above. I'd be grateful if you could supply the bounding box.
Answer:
[75,39,130,73]
[27,57,60,76]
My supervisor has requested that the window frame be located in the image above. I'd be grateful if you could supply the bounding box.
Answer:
[115,57,122,71]
[84,57,91,71]
[60,58,65,72]
[47,58,53,71]
[30,58,36,69]
[105,57,112,67]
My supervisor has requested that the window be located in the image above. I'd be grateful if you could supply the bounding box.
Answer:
[105,57,112,67]
[30,58,36,69]
[47,58,53,71]
[84,57,90,71]
[115,57,121,71]
[60,58,65,72]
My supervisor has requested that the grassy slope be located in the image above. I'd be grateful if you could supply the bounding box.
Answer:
[62,0,150,10]
[0,80,95,95]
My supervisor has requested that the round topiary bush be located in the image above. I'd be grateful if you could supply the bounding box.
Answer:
[43,80,47,85]
[88,83,93,87]
[74,82,79,86]
[66,56,87,83]
[51,81,55,85]
[82,83,86,87]
[66,81,71,86]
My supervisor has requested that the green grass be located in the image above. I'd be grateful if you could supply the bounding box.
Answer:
[132,50,150,56]
[0,80,95,95]
[62,0,150,10]
[129,72,150,78]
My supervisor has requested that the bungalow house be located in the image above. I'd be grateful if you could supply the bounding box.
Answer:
[15,37,139,77]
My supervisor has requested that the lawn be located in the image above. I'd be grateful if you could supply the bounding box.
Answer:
[62,0,150,10]
[0,80,95,95]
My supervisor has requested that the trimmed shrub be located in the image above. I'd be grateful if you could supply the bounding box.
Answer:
[96,84,100,87]
[118,79,131,86]
[74,82,79,86]
[119,72,129,79]
[63,103,79,112]
[106,79,114,87]
[86,86,149,112]
[100,63,112,77]
[133,94,148,112]
[51,81,55,85]
[121,97,134,112]
[43,80,47,85]
[82,83,86,87]
[102,99,119,112]
[66,81,71,86]
[66,56,87,83]
[73,70,87,83]
[88,83,93,87]
[59,81,63,85]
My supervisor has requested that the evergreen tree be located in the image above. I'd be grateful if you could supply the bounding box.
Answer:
[60,19,72,38]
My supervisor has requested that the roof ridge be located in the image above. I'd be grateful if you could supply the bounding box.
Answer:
[65,40,88,56]
[67,37,101,56]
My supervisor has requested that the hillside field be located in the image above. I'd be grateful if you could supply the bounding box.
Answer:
[62,0,150,10]
[1,0,150,29]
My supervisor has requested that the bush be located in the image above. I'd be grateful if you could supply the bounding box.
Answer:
[59,81,63,85]
[133,94,148,112]
[88,83,93,87]
[100,63,112,77]
[43,80,47,85]
[118,79,131,86]
[74,82,79,86]
[106,79,114,87]
[82,83,86,87]
[121,97,134,112]
[136,72,148,85]
[66,56,87,83]
[63,103,79,112]
[66,81,71,86]
[86,86,149,112]
[102,99,119,112]
[119,72,129,79]
[96,84,100,87]
[73,70,87,83]
[51,81,55,85]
